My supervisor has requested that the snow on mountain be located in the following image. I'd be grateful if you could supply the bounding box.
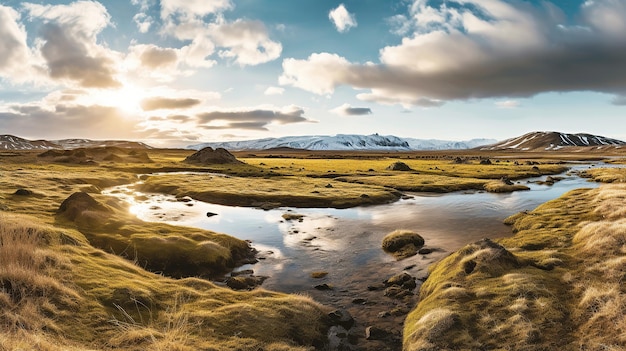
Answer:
[0,135,152,150]
[188,134,496,151]
[54,139,153,149]
[480,131,626,151]
[0,135,60,150]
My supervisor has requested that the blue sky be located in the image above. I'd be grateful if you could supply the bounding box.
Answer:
[0,0,625,147]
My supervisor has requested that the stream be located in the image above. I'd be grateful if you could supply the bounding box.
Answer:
[102,163,606,348]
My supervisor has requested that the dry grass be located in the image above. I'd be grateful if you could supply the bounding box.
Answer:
[0,212,330,351]
[405,182,626,350]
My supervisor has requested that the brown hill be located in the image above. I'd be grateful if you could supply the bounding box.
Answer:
[184,147,243,164]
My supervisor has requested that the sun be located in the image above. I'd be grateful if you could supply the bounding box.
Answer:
[106,84,146,114]
[85,83,147,116]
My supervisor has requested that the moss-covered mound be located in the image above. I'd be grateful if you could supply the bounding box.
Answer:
[38,147,153,164]
[404,184,626,350]
[184,147,243,165]
[0,212,330,351]
[56,192,254,278]
[382,229,425,259]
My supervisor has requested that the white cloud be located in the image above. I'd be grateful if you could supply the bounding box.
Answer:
[133,13,153,33]
[264,86,285,96]
[495,100,521,109]
[159,2,282,67]
[0,6,36,83]
[24,1,121,88]
[329,4,357,33]
[282,0,626,107]
[330,103,372,116]
[160,0,232,20]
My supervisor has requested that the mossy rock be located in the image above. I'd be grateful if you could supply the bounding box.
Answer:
[382,230,425,259]
[386,162,413,171]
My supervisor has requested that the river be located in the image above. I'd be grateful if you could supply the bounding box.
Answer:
[102,163,604,348]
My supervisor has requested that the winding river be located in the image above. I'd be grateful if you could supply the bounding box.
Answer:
[102,163,606,343]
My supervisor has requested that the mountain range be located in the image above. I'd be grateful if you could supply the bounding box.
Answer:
[2,132,625,152]
[187,134,496,151]
[0,135,151,150]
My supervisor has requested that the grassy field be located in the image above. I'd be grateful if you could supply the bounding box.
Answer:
[403,178,626,350]
[0,147,624,350]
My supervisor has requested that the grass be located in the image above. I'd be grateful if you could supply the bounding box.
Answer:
[0,212,330,351]
[0,148,620,350]
[138,173,402,209]
[404,181,626,350]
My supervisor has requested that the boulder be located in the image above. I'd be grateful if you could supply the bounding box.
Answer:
[382,229,425,259]
[184,147,242,165]
[386,161,412,171]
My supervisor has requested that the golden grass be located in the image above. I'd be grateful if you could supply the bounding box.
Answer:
[0,212,329,351]
[404,181,626,350]
[138,173,401,208]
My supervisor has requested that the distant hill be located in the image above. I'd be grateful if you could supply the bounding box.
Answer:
[0,135,59,150]
[0,135,152,150]
[480,131,626,151]
[188,134,496,151]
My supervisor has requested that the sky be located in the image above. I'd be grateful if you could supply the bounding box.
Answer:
[0,0,626,147]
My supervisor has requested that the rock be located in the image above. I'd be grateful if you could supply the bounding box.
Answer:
[367,283,386,291]
[365,326,392,341]
[327,326,357,351]
[226,275,266,290]
[386,161,412,171]
[501,176,514,185]
[328,309,355,330]
[385,272,413,287]
[184,147,243,165]
[418,248,433,255]
[206,212,218,217]
[13,188,33,196]
[352,298,366,305]
[479,159,492,165]
[377,311,391,318]
[315,283,333,291]
[325,183,334,188]
[384,286,413,299]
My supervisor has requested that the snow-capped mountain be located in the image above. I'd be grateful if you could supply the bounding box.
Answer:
[480,132,626,151]
[188,134,496,151]
[54,139,152,149]
[0,135,152,150]
[0,135,59,150]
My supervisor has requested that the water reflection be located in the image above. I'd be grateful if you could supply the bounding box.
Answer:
[103,164,603,293]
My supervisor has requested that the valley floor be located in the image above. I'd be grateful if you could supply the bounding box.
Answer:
[0,148,624,350]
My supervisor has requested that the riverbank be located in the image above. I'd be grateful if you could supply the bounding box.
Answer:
[404,170,626,350]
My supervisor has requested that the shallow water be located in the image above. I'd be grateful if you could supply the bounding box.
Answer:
[102,163,605,344]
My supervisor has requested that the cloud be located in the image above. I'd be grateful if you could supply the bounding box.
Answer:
[329,4,357,33]
[0,6,35,83]
[611,95,626,106]
[140,97,202,111]
[160,1,281,66]
[282,0,626,107]
[133,44,178,69]
[196,105,312,130]
[0,103,140,139]
[160,0,232,19]
[330,103,372,116]
[24,1,121,88]
[264,86,285,96]
[133,13,153,33]
[495,100,521,109]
